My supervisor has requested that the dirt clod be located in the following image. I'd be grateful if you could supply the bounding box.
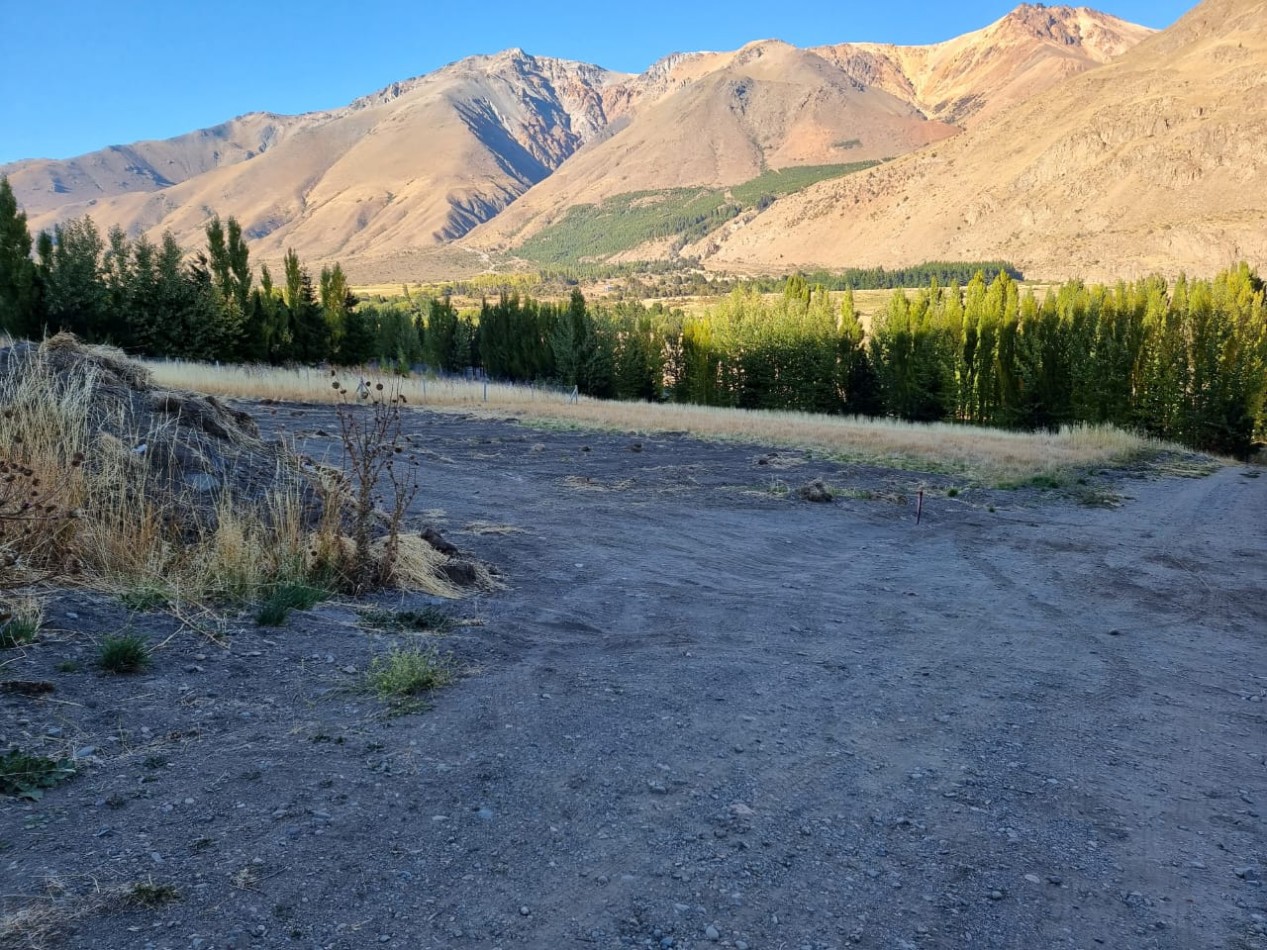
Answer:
[796,478,834,502]
[420,525,461,557]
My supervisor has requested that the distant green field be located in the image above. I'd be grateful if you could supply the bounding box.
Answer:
[516,162,880,266]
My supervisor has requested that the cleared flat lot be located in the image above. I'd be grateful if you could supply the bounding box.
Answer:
[3,409,1264,950]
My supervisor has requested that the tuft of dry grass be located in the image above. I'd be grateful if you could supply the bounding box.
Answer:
[147,360,1178,481]
[0,877,181,950]
[0,343,482,605]
[462,521,525,536]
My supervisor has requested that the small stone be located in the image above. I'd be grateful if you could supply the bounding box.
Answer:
[520,906,531,916]
[1235,866,1261,881]
[1024,874,1042,885]
[705,924,720,940]
[989,890,1005,901]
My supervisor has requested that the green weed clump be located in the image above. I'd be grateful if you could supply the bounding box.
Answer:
[119,585,170,612]
[0,748,76,800]
[364,646,454,713]
[360,605,453,633]
[97,633,151,674]
[0,597,42,648]
[255,582,330,626]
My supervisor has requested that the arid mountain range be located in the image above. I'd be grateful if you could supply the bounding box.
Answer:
[7,2,1260,282]
[707,0,1267,281]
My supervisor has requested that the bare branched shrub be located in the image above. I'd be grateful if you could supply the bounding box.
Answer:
[329,378,421,592]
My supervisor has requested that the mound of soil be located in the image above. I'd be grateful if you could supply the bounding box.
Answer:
[1,335,322,532]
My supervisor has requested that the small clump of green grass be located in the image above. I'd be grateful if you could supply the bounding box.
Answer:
[119,586,171,612]
[255,582,330,627]
[0,598,43,649]
[0,748,76,800]
[364,646,454,713]
[360,605,454,633]
[98,633,151,675]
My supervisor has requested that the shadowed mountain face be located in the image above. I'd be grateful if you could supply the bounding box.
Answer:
[3,5,1158,275]
[707,0,1267,282]
[6,51,630,262]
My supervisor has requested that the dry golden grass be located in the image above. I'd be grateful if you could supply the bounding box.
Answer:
[462,521,525,535]
[145,360,1173,481]
[0,344,478,604]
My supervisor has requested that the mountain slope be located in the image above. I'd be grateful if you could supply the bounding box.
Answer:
[708,0,1267,281]
[469,5,1153,261]
[466,40,959,252]
[0,112,320,218]
[13,51,628,261]
[814,4,1153,127]
[2,5,1158,275]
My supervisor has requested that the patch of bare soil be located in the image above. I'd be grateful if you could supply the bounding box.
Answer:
[2,407,1264,950]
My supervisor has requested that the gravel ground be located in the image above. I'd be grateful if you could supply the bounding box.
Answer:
[2,408,1264,950]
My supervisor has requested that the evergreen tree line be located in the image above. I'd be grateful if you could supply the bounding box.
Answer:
[0,180,364,364]
[2,181,1263,455]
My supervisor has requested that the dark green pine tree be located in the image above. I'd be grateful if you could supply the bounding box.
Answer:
[0,176,42,338]
[40,217,106,340]
[124,234,161,355]
[426,296,462,372]
[289,264,328,364]
[151,232,189,357]
[338,305,377,366]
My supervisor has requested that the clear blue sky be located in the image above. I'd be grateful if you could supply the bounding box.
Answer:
[0,0,1196,164]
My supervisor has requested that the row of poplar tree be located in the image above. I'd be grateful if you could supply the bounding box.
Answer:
[1,180,1263,455]
[367,270,1266,456]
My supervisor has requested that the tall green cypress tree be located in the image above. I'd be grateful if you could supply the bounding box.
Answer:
[41,217,106,340]
[0,176,41,338]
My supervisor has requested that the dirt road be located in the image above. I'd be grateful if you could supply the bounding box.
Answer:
[2,411,1264,949]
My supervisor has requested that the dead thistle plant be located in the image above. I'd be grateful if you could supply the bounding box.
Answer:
[0,449,84,590]
[330,378,420,592]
